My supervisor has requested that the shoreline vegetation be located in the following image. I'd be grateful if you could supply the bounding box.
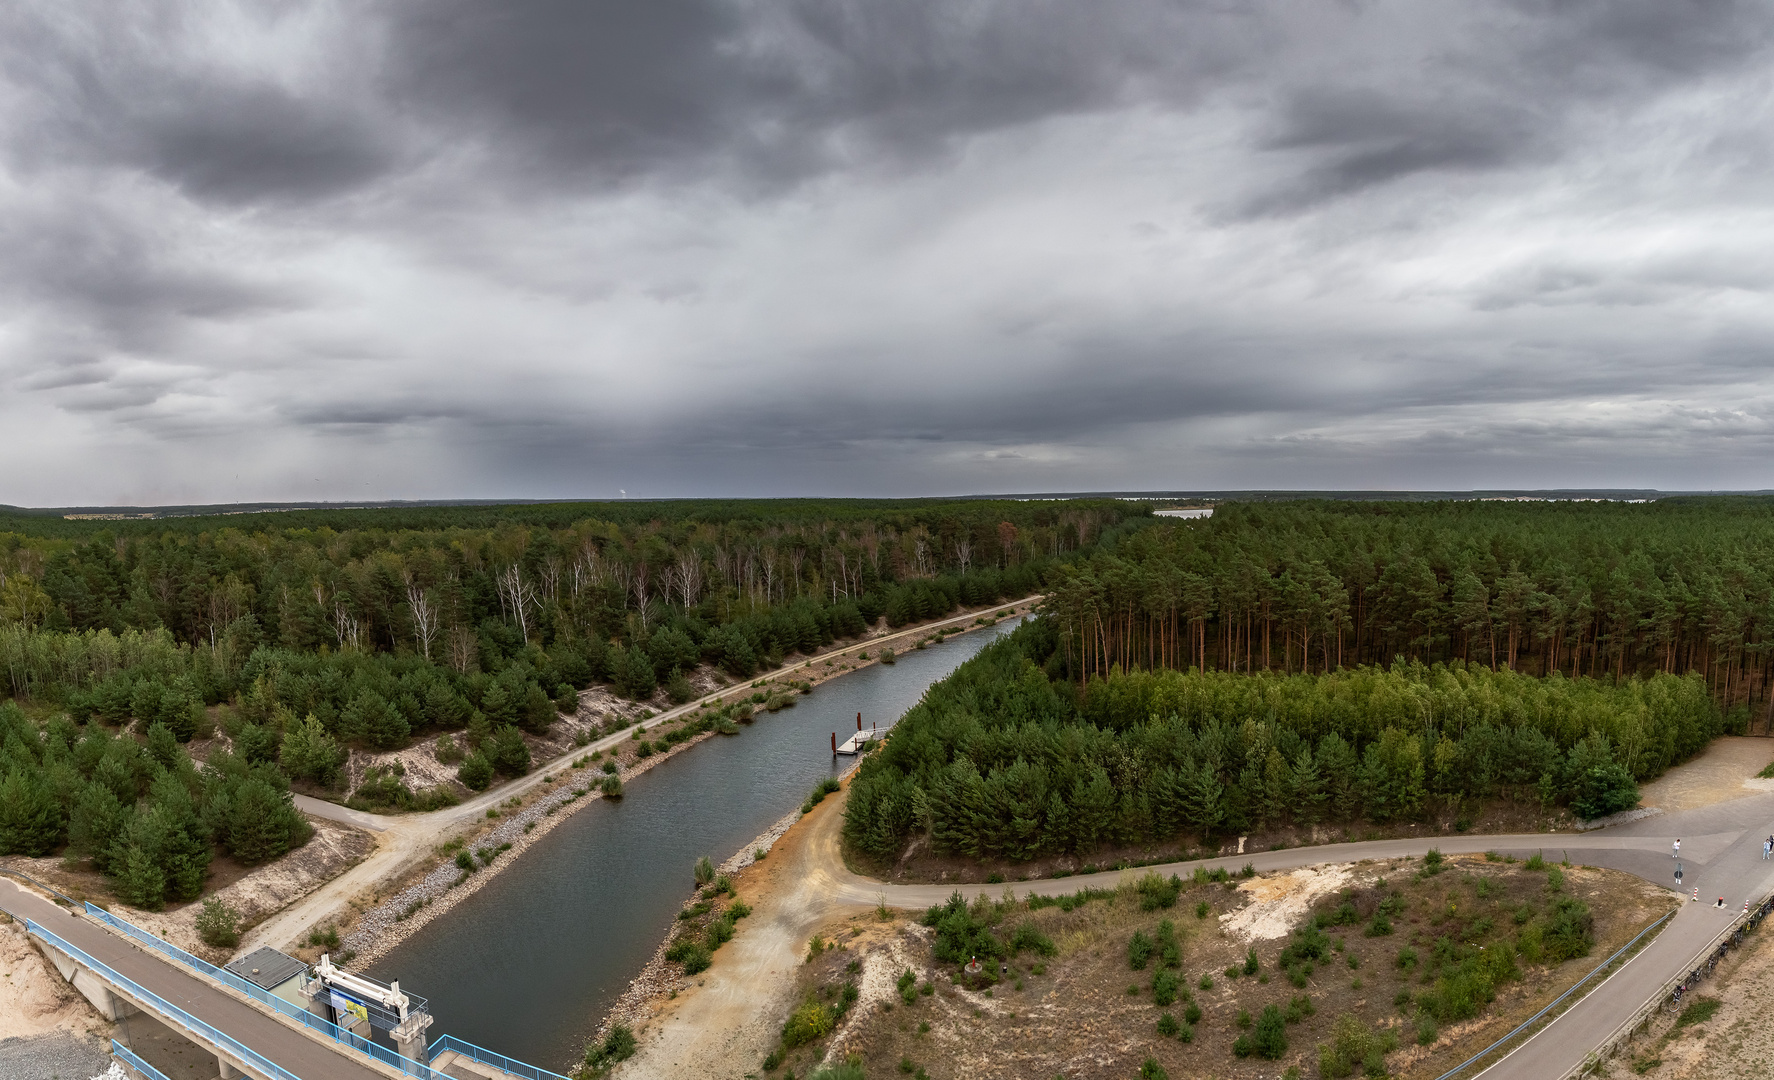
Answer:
[0,495,1130,928]
[844,549,1729,881]
[304,597,1039,974]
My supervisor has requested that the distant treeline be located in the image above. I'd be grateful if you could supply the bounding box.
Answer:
[0,499,1144,769]
[842,617,1724,863]
[1044,497,1774,721]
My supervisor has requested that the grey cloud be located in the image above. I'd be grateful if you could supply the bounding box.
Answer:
[2,0,1774,502]
[0,5,397,205]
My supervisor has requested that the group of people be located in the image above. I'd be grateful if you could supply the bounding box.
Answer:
[1674,835,1774,863]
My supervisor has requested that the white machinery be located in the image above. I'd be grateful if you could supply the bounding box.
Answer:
[301,953,434,1063]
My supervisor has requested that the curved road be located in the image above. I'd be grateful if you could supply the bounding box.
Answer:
[782,786,1774,1080]
[245,598,1041,957]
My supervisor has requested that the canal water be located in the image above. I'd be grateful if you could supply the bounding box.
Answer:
[368,618,1023,1071]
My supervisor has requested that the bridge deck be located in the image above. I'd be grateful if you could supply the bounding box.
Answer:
[1,879,389,1080]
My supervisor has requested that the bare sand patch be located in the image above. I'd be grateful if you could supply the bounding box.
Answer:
[0,917,109,1042]
[1639,737,1774,813]
[1219,864,1354,942]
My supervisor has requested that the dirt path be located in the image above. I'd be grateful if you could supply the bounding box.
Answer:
[246,598,1039,957]
[620,795,869,1078]
[613,760,1774,1080]
[1639,736,1774,813]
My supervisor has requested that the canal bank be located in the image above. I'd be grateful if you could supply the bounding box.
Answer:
[363,612,1033,1071]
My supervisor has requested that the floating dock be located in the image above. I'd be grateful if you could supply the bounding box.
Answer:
[834,728,886,755]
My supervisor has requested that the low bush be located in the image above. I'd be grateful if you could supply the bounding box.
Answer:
[781,999,836,1048]
[457,752,493,791]
[583,1025,636,1074]
[196,899,240,948]
[1137,872,1181,910]
[1128,930,1154,970]
[1152,969,1179,1007]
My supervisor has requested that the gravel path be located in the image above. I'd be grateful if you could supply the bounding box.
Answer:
[0,1030,111,1080]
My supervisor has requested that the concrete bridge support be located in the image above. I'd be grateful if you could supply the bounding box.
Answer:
[33,933,138,1021]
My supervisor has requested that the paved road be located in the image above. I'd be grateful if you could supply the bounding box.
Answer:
[794,786,1774,1079]
[0,879,387,1080]
[248,597,1040,955]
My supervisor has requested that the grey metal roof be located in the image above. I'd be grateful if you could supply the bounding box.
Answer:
[224,946,308,991]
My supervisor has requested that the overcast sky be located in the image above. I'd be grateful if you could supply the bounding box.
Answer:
[3,1,1773,505]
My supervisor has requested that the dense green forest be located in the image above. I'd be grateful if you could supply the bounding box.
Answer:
[0,499,1139,891]
[843,617,1726,862]
[0,497,1136,722]
[1045,498,1774,724]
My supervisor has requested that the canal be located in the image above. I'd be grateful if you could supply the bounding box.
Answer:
[368,618,1024,1070]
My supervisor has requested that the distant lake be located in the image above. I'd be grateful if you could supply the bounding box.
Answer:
[1154,507,1213,519]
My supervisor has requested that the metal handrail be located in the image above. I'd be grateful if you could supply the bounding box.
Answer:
[27,920,302,1080]
[1432,908,1673,1080]
[84,903,443,1080]
[112,1038,174,1080]
[0,865,82,907]
[426,1034,573,1080]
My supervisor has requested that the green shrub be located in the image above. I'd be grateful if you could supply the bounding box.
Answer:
[1152,969,1179,1007]
[600,776,623,798]
[1137,872,1182,910]
[1251,1004,1288,1059]
[457,752,494,791]
[666,938,713,974]
[195,898,240,948]
[1008,923,1056,957]
[1139,1058,1169,1080]
[1570,761,1639,820]
[922,892,1002,965]
[1128,930,1154,970]
[434,733,464,765]
[1318,1013,1382,1079]
[1157,1012,1178,1036]
[694,856,715,886]
[781,999,836,1048]
[1542,897,1595,962]
[583,1024,636,1073]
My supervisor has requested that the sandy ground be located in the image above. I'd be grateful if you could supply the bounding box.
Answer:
[1219,864,1353,942]
[616,787,870,1079]
[1639,736,1774,813]
[0,916,112,1042]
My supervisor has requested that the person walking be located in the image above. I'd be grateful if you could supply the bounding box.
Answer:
[1674,838,1681,859]
[1763,838,1770,861]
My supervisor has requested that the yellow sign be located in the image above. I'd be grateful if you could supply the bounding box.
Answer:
[347,1001,369,1024]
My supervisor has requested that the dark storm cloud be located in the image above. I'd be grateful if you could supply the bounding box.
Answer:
[383,0,1244,189]
[4,0,1774,503]
[0,6,396,205]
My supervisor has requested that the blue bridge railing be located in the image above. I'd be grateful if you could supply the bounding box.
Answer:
[112,1038,173,1080]
[27,921,302,1080]
[427,1034,573,1080]
[81,903,442,1080]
